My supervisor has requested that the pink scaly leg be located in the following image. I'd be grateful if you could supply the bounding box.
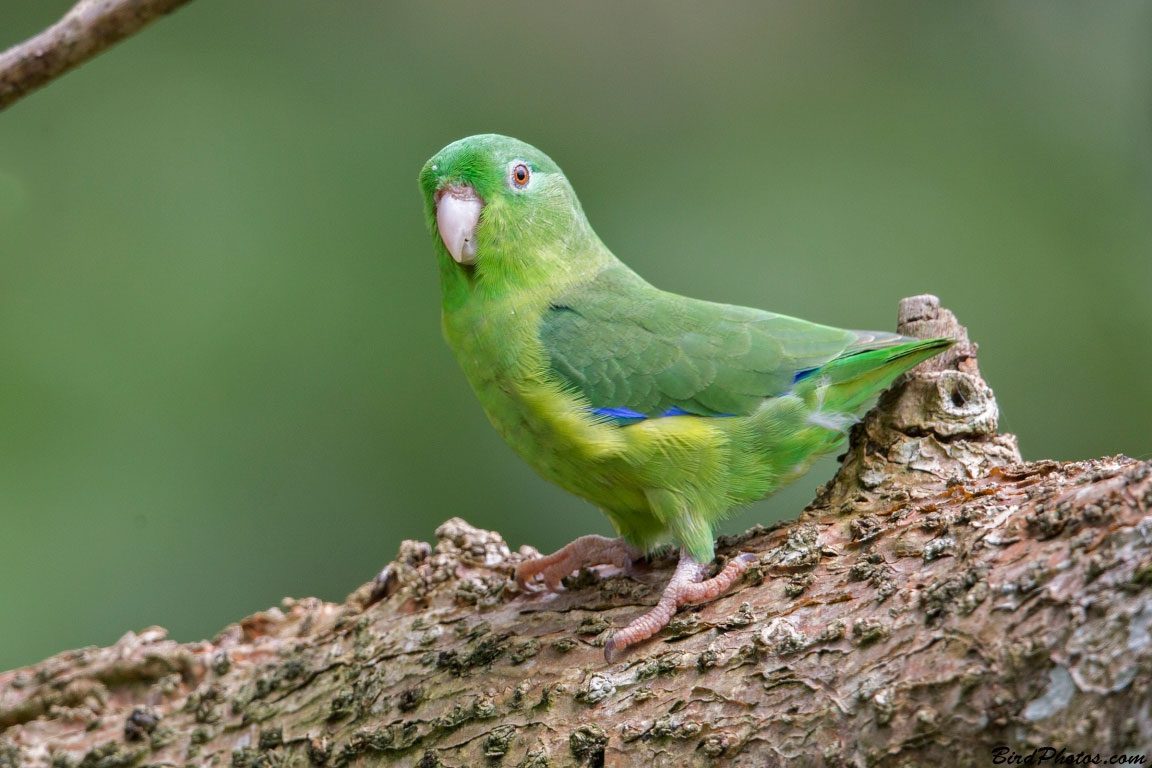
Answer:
[604,549,757,661]
[515,534,642,592]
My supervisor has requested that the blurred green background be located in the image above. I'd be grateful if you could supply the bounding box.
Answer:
[1,1,1149,672]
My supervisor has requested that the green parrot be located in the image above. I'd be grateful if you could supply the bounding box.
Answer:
[419,134,950,659]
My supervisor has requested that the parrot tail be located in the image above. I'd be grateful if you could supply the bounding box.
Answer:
[797,336,955,417]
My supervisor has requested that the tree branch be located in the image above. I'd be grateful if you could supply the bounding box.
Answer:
[2,297,1149,767]
[0,0,195,111]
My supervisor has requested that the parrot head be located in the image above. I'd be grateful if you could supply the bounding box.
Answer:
[420,135,603,288]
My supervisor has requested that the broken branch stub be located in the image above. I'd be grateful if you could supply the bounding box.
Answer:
[813,293,1023,511]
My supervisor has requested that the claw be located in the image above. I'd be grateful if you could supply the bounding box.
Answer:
[603,635,620,663]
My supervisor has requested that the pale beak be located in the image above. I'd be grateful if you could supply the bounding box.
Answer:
[436,185,482,265]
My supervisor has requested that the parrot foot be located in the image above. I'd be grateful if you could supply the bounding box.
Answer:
[515,534,641,592]
[604,550,757,662]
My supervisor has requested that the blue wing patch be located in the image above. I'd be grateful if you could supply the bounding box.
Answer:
[591,406,649,421]
[591,405,734,424]
[792,366,821,383]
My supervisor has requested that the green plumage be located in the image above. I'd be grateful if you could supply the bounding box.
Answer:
[420,134,951,564]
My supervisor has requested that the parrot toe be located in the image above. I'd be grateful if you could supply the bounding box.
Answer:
[604,550,757,662]
[514,534,641,593]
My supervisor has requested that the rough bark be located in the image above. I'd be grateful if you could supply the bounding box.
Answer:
[0,0,195,111]
[1,296,1149,768]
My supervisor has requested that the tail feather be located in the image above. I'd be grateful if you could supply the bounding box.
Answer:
[797,336,954,414]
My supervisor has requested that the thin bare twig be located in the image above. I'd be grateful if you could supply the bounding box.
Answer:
[0,0,195,111]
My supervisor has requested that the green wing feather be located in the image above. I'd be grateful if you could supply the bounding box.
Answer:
[540,265,924,419]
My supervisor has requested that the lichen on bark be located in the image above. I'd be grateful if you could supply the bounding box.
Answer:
[2,296,1150,768]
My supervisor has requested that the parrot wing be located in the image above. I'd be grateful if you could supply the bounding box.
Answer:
[539,265,908,421]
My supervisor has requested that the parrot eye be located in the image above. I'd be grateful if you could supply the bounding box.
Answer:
[510,162,531,189]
